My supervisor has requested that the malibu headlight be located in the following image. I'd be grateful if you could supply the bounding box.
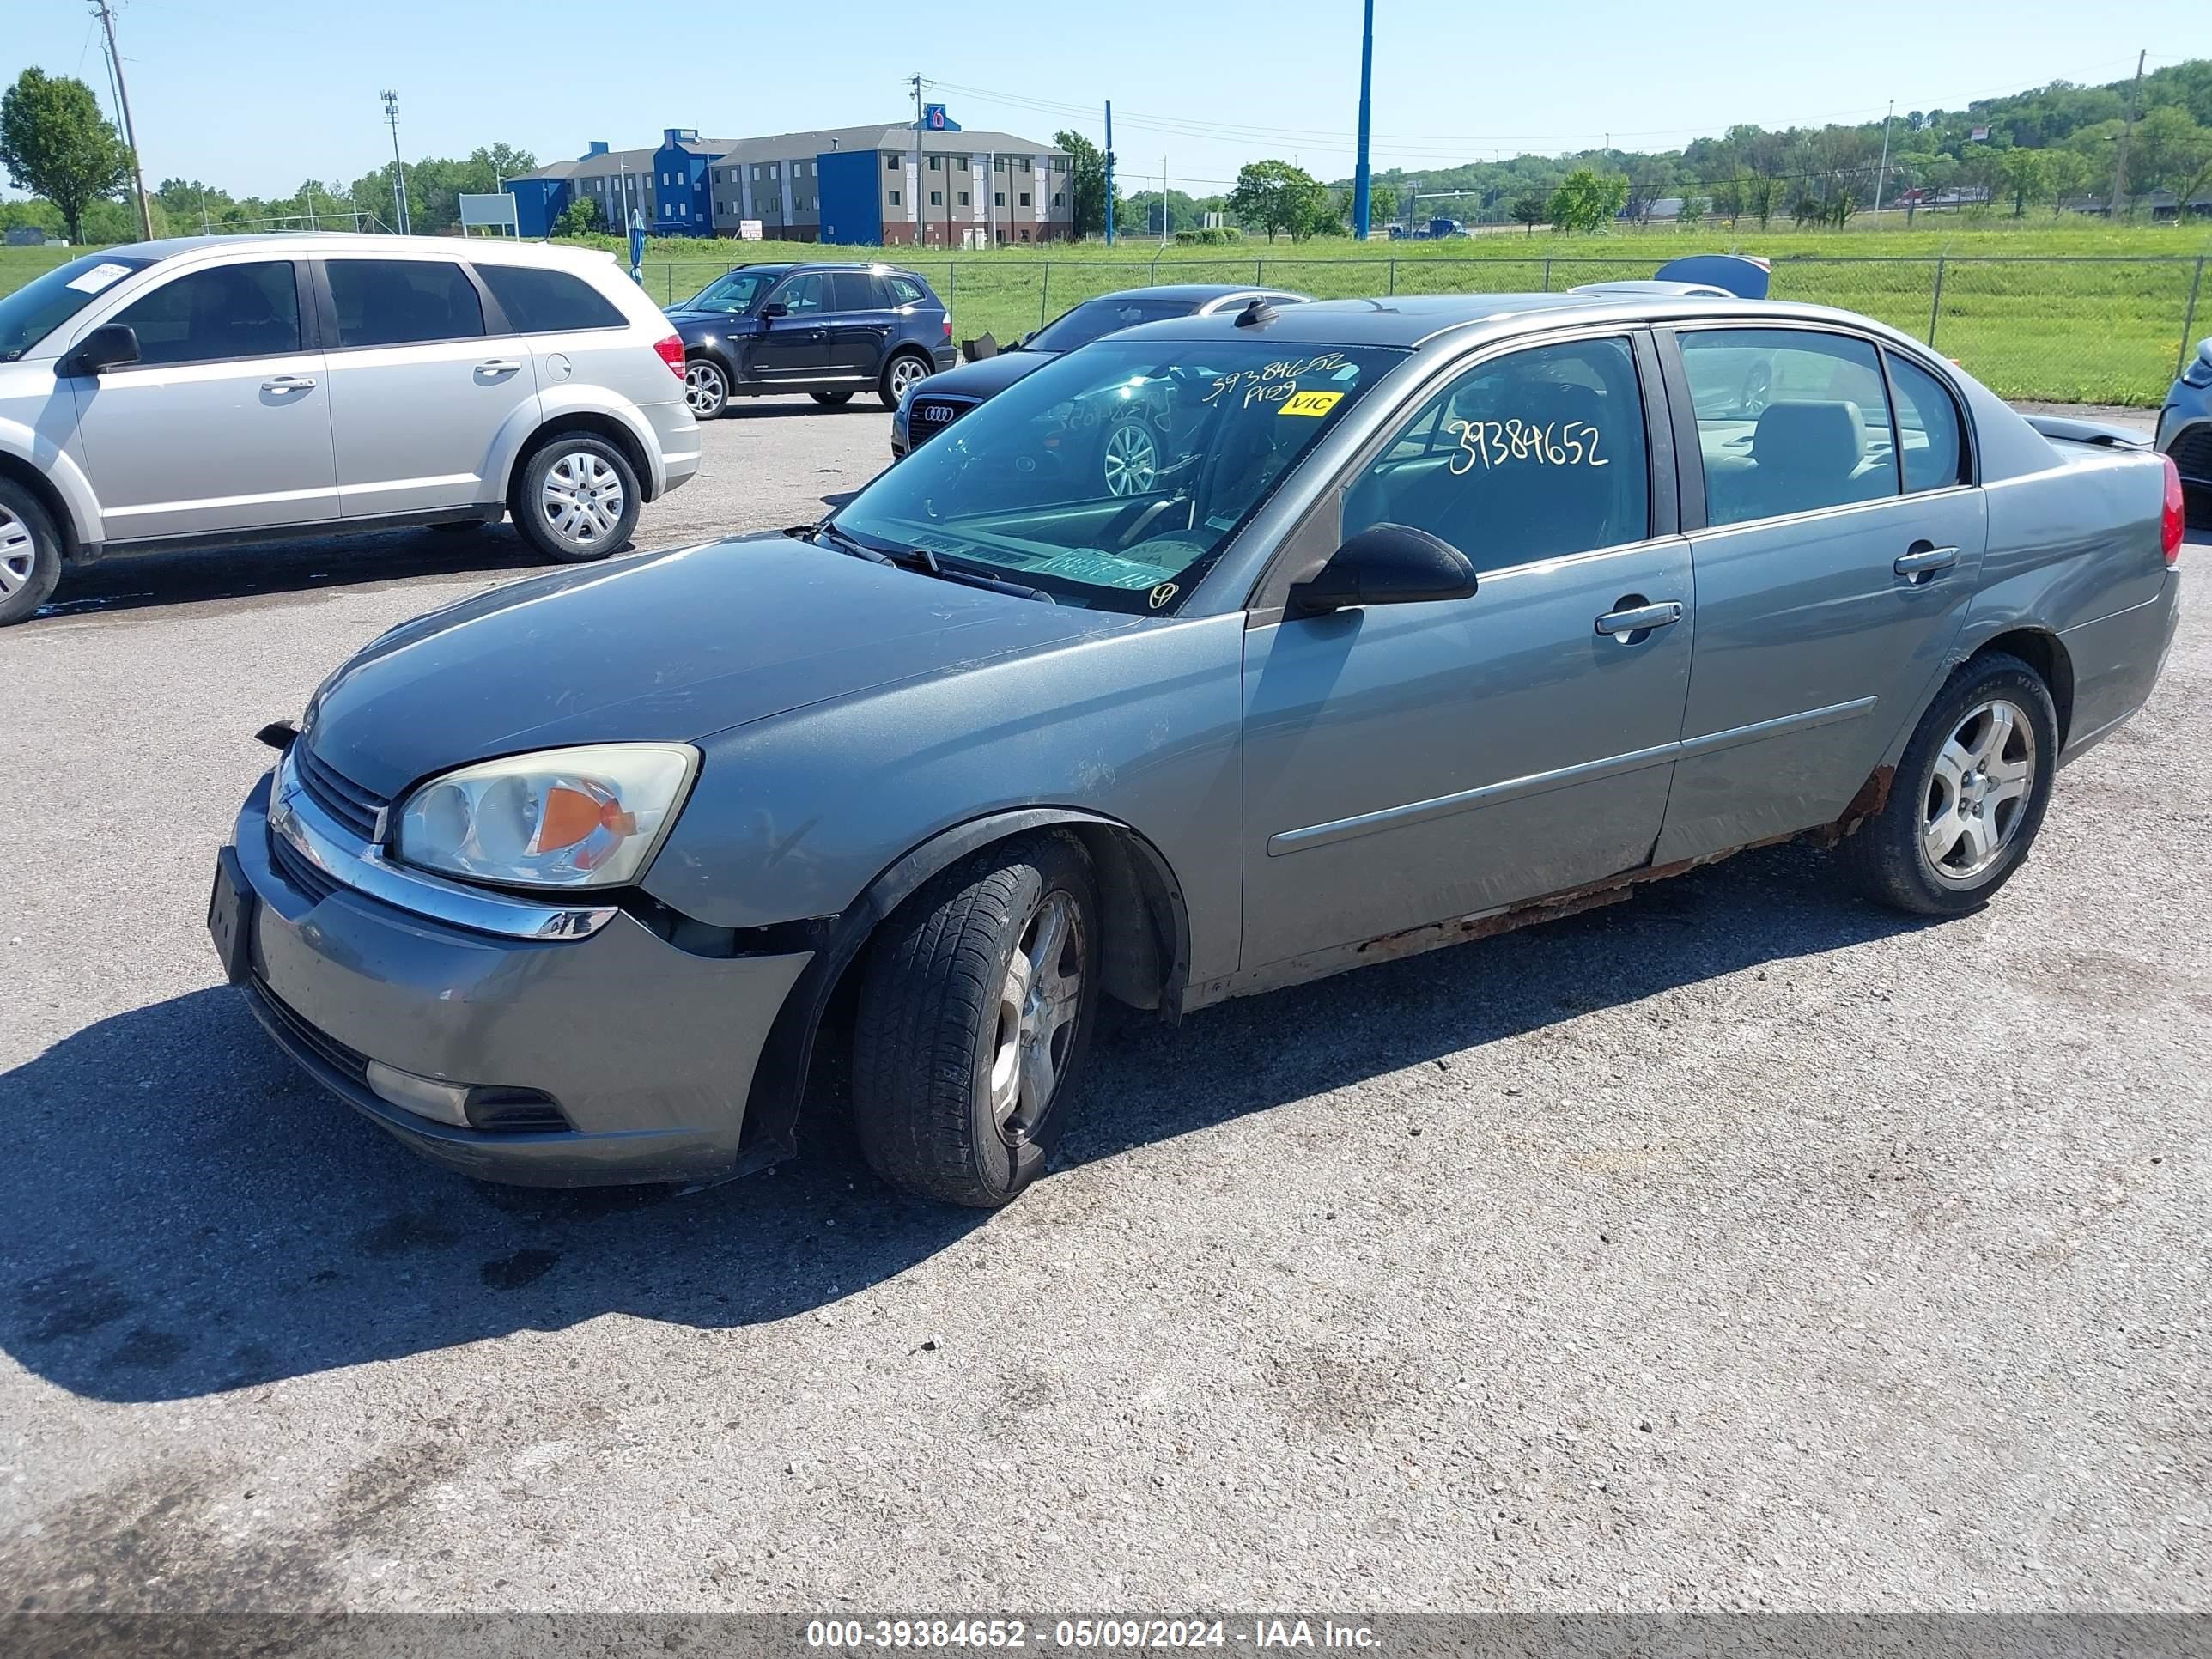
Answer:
[393,744,698,891]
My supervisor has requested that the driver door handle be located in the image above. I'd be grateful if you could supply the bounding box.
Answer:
[476,359,524,375]
[261,374,316,392]
[1595,600,1684,636]
[1895,544,1959,580]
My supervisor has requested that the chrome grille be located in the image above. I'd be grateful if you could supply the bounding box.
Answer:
[268,826,341,904]
[293,745,387,843]
[910,393,979,433]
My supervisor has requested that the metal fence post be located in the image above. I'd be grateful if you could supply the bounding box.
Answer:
[1541,258,1551,292]
[946,261,956,342]
[1152,252,1163,282]
[1926,257,1946,349]
[1039,262,1051,328]
[1388,258,1397,295]
[2180,256,2208,375]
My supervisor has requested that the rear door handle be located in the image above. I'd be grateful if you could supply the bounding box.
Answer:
[1894,544,1958,580]
[261,375,316,392]
[477,359,524,375]
[1595,600,1684,636]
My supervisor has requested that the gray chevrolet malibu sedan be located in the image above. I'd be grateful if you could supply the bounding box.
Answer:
[212,292,2185,1208]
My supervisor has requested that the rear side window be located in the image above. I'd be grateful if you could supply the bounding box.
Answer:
[108,261,301,366]
[1679,328,1899,527]
[1886,352,1968,492]
[884,275,927,307]
[325,259,485,348]
[830,271,879,311]
[1344,336,1650,569]
[476,264,625,333]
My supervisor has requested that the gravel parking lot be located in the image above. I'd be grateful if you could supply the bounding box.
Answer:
[1,398,2206,1614]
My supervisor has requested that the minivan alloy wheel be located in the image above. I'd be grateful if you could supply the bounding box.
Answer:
[539,453,626,547]
[1102,421,1160,496]
[0,507,33,599]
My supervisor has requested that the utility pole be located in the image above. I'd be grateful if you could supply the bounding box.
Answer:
[1103,100,1115,246]
[1872,99,1893,220]
[1352,0,1375,238]
[2112,49,2146,216]
[1161,150,1169,240]
[90,0,154,242]
[381,90,410,234]
[910,72,925,246]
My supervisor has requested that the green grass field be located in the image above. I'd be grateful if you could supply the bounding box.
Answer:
[9,217,2209,404]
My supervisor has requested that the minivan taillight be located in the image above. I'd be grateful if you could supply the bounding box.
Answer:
[2163,453,2185,568]
[654,334,685,379]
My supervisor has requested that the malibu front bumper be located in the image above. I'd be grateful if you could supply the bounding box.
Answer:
[211,767,811,1187]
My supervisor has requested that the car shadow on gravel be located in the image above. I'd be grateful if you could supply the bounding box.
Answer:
[0,841,1928,1403]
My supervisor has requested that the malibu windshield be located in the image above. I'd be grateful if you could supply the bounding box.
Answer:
[837,337,1401,614]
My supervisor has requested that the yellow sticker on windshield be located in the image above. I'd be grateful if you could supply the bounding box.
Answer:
[1279,390,1343,417]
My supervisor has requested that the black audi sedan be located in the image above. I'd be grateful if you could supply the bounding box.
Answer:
[890,283,1307,464]
[670,262,956,417]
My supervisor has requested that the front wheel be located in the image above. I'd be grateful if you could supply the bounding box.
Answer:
[851,833,1101,1208]
[512,435,641,564]
[684,357,729,419]
[879,352,931,410]
[1837,651,2057,915]
[0,480,63,627]
[811,390,855,407]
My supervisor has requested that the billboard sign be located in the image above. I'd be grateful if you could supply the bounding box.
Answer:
[923,103,949,131]
[459,191,520,234]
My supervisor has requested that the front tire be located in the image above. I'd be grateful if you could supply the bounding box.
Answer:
[0,479,63,626]
[684,357,729,419]
[879,351,931,410]
[512,434,641,565]
[851,833,1101,1208]
[1838,651,2057,915]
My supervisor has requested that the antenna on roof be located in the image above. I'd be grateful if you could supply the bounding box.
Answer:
[1235,296,1278,329]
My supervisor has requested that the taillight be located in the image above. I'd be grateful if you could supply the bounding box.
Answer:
[654,334,685,379]
[942,317,952,340]
[2162,453,2185,568]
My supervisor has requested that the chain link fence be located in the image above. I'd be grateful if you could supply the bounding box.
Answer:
[637,253,2210,406]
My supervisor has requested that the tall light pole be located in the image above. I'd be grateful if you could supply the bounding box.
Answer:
[1872,99,1893,220]
[90,0,154,241]
[1352,0,1375,239]
[1103,100,1115,246]
[381,90,410,235]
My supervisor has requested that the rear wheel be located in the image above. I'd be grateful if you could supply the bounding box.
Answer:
[879,351,931,410]
[0,479,63,627]
[850,833,1100,1208]
[684,357,729,419]
[811,390,855,407]
[511,434,641,564]
[1837,651,2057,915]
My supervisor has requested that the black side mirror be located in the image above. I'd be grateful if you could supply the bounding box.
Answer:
[759,301,788,320]
[1289,523,1477,617]
[64,323,139,377]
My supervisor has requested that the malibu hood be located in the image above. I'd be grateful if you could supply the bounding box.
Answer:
[301,533,1135,799]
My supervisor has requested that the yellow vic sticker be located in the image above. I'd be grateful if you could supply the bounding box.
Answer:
[1279,390,1343,417]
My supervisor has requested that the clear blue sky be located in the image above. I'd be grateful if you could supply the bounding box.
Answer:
[7,0,2206,199]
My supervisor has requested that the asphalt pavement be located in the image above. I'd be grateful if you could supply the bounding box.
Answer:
[0,398,2206,1614]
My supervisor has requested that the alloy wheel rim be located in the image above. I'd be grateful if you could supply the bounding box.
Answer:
[539,452,625,547]
[0,507,32,598]
[684,362,724,414]
[1742,362,1772,416]
[890,357,927,397]
[1102,422,1159,496]
[986,890,1084,1144]
[1922,696,2036,885]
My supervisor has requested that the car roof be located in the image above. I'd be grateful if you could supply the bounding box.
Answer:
[724,259,931,281]
[87,232,622,270]
[1069,283,1297,306]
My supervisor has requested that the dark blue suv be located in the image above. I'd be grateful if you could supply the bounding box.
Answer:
[667,263,955,418]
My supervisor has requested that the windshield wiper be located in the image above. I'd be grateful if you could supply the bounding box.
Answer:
[799,519,894,565]
[806,520,1053,604]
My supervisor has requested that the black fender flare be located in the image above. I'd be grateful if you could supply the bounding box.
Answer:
[738,806,1192,1163]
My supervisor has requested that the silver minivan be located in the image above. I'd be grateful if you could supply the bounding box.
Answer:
[0,234,701,624]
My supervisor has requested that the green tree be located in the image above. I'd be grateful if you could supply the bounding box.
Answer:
[1545,167,1628,234]
[1509,190,1548,235]
[1227,159,1331,242]
[1711,172,1747,226]
[1052,129,1115,238]
[0,69,129,244]
[1996,147,2050,216]
[1675,193,1709,227]
[1790,191,1825,228]
[554,195,601,238]
[1747,173,1782,229]
[1366,179,1399,229]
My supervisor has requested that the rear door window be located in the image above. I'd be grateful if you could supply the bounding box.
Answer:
[1886,352,1969,492]
[1344,336,1651,568]
[108,261,302,366]
[830,271,880,312]
[475,264,625,333]
[325,259,486,348]
[1677,327,1900,526]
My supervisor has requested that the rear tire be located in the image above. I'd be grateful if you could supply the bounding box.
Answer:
[850,833,1100,1208]
[879,351,932,410]
[511,434,641,565]
[1837,651,2058,916]
[811,390,855,407]
[0,478,63,627]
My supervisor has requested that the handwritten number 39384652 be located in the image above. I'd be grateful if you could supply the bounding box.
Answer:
[1443,417,1607,475]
